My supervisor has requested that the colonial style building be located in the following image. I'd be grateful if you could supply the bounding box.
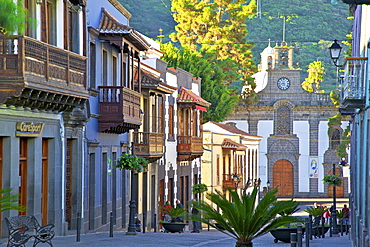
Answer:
[158,67,210,215]
[340,1,370,245]
[226,41,349,198]
[0,0,89,236]
[202,122,262,201]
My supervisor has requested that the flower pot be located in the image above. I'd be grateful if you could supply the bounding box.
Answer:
[161,222,187,233]
[270,227,306,243]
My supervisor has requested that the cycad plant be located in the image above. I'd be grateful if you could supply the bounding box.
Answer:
[304,206,325,217]
[0,188,25,213]
[189,187,300,247]
[162,206,188,223]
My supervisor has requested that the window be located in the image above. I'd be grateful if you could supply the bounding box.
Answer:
[276,105,290,135]
[169,105,174,138]
[102,50,108,86]
[112,56,117,86]
[332,129,341,148]
[89,43,96,89]
[216,155,220,183]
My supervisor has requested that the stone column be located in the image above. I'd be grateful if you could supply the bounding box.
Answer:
[309,120,319,194]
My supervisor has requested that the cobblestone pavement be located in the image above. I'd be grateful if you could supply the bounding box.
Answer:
[0,228,353,247]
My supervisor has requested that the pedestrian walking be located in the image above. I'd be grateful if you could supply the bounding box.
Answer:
[191,203,200,233]
[342,204,350,225]
[323,206,331,224]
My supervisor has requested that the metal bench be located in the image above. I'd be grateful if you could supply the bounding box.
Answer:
[5,215,55,247]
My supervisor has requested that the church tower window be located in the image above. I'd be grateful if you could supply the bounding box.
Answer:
[331,129,341,148]
[275,105,290,135]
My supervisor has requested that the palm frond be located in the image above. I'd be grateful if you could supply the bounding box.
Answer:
[190,187,300,245]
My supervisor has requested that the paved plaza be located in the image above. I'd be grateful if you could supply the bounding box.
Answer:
[0,228,352,247]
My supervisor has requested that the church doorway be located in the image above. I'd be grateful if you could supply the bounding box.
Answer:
[273,159,294,197]
[327,168,344,197]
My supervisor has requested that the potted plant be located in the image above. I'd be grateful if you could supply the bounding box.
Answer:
[189,187,300,247]
[192,183,208,194]
[323,174,343,186]
[270,200,304,243]
[161,206,188,233]
[115,153,149,172]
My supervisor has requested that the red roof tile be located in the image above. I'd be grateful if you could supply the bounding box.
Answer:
[222,138,246,150]
[177,87,211,107]
[211,122,262,138]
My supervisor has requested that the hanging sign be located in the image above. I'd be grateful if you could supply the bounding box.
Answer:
[16,122,45,137]
[309,157,319,178]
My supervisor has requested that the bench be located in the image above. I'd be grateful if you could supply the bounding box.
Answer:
[5,215,55,247]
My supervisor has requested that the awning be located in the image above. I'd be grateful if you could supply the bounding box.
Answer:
[195,105,207,112]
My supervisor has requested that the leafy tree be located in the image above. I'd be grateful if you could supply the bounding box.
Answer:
[0,0,29,34]
[0,188,25,213]
[189,187,300,247]
[302,61,325,92]
[161,42,240,122]
[118,0,175,42]
[170,0,258,101]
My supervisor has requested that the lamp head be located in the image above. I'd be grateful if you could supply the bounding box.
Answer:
[329,40,342,67]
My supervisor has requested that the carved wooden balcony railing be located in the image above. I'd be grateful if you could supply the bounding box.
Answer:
[177,136,203,161]
[342,0,370,4]
[0,35,88,111]
[133,132,164,162]
[222,174,243,190]
[339,57,367,113]
[98,86,142,133]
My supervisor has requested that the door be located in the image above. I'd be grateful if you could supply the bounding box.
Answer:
[65,139,73,229]
[41,139,49,225]
[19,138,28,215]
[273,159,294,197]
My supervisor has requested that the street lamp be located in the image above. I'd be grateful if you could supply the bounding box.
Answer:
[329,40,343,67]
[126,142,137,235]
[331,163,339,235]
[266,180,271,191]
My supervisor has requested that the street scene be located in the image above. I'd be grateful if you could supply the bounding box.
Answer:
[0,0,369,246]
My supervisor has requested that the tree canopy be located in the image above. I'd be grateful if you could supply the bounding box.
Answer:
[161,42,240,122]
[170,0,258,101]
[302,61,325,92]
[0,0,29,34]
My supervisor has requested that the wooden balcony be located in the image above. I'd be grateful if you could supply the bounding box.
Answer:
[0,35,88,111]
[342,0,370,4]
[133,132,164,162]
[177,136,203,161]
[98,86,142,133]
[340,57,367,110]
[222,174,243,190]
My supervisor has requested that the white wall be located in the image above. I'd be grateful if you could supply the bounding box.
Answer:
[294,121,310,192]
[258,120,273,183]
[318,121,330,193]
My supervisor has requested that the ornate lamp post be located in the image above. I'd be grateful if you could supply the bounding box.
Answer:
[329,40,343,67]
[331,163,339,235]
[266,180,271,192]
[127,142,137,235]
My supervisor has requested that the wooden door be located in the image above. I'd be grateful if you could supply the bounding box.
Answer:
[328,168,344,197]
[273,159,294,197]
[41,139,49,225]
[65,139,73,229]
[19,138,28,215]
[159,179,164,220]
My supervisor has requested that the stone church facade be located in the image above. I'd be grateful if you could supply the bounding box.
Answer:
[226,42,349,198]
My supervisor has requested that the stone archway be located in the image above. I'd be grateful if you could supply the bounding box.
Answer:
[327,168,344,197]
[273,159,294,197]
